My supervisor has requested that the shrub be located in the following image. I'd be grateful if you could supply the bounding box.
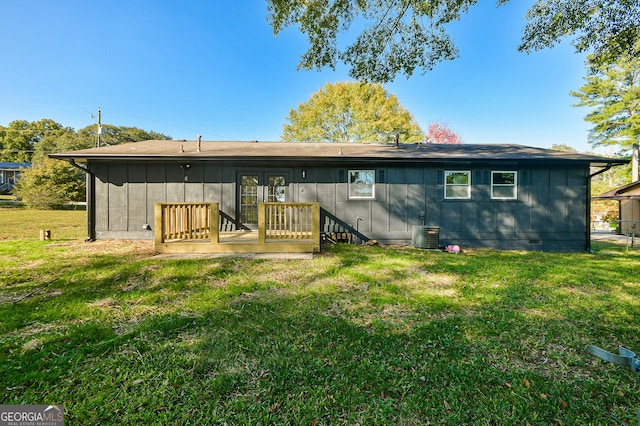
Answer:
[13,159,85,209]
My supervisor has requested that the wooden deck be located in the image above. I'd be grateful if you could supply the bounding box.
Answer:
[154,202,320,254]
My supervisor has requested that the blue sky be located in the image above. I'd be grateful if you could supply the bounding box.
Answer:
[0,1,602,153]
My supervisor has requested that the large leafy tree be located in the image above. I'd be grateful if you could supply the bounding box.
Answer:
[267,0,640,82]
[14,159,86,209]
[549,143,578,152]
[78,124,171,147]
[0,118,70,162]
[32,131,94,164]
[282,81,424,143]
[426,122,463,144]
[8,119,172,208]
[571,49,640,181]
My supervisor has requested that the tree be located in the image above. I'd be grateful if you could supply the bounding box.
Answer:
[0,118,69,162]
[267,0,640,82]
[33,131,93,163]
[14,159,86,209]
[77,124,171,147]
[571,49,640,181]
[282,81,424,143]
[4,119,172,208]
[549,143,577,152]
[426,122,463,144]
[520,0,640,67]
[590,162,629,224]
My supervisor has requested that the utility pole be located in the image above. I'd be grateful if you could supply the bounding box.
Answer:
[91,107,102,148]
[96,107,102,147]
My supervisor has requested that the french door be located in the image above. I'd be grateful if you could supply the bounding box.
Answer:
[238,172,288,229]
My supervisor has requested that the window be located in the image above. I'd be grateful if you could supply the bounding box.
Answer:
[240,175,259,224]
[444,171,471,199]
[491,171,517,199]
[348,170,375,199]
[268,175,286,202]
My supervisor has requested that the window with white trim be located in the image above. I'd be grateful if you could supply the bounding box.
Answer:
[444,171,471,199]
[267,175,286,202]
[491,171,517,199]
[348,170,375,199]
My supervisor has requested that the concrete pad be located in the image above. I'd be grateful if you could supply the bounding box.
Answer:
[591,231,636,243]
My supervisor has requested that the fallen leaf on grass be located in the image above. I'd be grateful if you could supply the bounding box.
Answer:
[21,339,43,354]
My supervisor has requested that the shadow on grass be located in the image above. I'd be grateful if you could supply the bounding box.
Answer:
[1,243,639,424]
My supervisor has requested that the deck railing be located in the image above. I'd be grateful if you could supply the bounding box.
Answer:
[155,202,219,245]
[155,202,320,253]
[260,202,319,240]
[259,203,320,252]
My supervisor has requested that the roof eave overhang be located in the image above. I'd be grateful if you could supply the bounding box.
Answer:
[49,154,628,167]
[593,195,640,200]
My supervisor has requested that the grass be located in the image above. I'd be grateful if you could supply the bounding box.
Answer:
[0,207,86,240]
[1,208,640,424]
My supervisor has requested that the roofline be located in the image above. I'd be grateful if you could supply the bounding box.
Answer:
[0,162,31,169]
[48,140,629,168]
[594,180,640,199]
[593,195,640,200]
[48,154,628,169]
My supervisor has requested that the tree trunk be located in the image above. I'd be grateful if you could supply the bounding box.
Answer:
[633,142,639,182]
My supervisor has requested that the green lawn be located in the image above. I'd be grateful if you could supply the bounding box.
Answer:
[0,206,86,240]
[1,209,639,424]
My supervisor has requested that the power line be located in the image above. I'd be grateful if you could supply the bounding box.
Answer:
[105,107,235,140]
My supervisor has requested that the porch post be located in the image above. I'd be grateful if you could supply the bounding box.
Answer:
[210,202,219,244]
[154,203,163,246]
[312,202,321,252]
[258,203,267,244]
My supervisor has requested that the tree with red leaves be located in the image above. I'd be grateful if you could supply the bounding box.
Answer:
[426,123,463,144]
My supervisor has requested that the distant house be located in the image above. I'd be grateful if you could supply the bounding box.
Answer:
[50,140,626,252]
[0,162,30,193]
[594,181,640,236]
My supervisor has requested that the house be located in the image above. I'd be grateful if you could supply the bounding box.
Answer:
[49,140,627,252]
[593,181,640,236]
[0,162,30,193]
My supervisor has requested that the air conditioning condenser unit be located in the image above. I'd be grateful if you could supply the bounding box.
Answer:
[412,226,439,249]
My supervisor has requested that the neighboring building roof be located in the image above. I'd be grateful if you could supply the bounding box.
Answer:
[594,181,640,200]
[0,162,31,170]
[49,140,627,168]
[0,161,31,170]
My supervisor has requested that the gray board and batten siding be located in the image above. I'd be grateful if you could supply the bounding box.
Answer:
[50,140,627,252]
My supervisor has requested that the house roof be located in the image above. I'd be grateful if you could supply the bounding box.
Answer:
[0,162,31,170]
[49,140,627,168]
[594,180,640,200]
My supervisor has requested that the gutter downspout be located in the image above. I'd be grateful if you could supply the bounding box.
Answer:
[69,159,96,241]
[587,163,614,252]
